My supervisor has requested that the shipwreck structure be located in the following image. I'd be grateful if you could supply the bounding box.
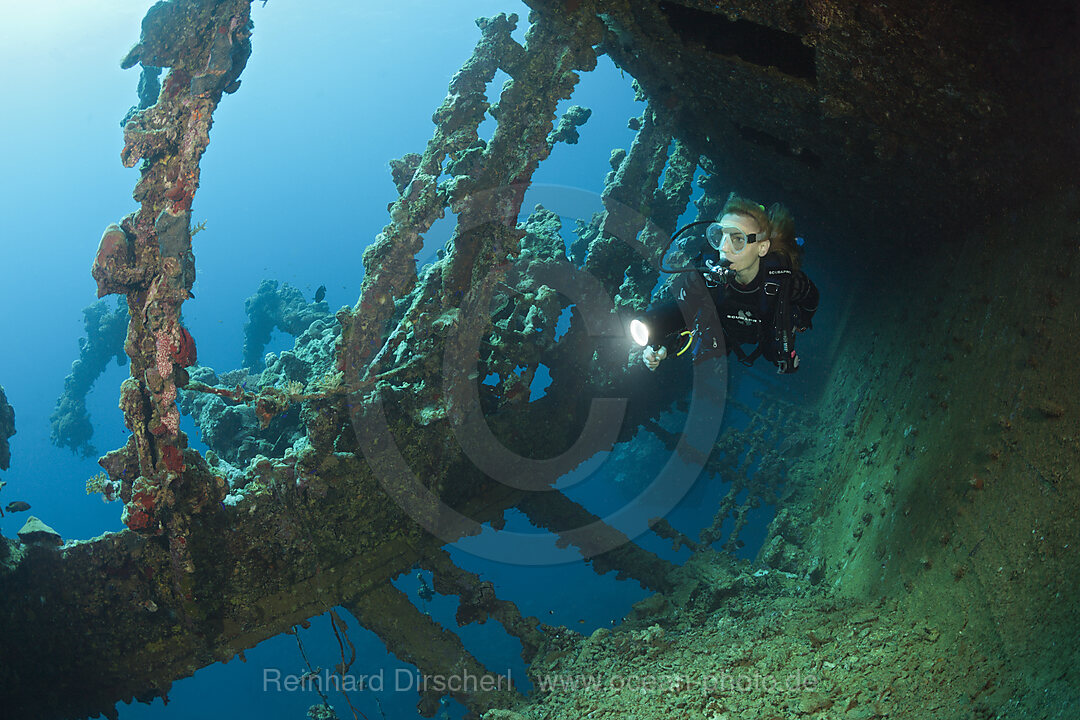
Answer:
[1,0,1078,718]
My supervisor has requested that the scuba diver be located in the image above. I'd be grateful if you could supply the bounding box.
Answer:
[632,193,819,374]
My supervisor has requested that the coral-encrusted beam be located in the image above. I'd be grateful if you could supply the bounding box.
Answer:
[93,0,252,535]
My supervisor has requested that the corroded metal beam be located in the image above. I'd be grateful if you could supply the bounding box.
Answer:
[345,583,523,717]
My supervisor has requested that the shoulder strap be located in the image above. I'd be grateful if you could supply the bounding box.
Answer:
[731,342,763,367]
[770,259,796,370]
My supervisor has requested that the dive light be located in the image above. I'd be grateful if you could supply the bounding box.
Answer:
[630,301,685,349]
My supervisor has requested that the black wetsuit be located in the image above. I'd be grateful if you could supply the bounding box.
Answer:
[660,253,819,373]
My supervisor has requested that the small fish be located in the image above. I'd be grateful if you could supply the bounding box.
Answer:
[5,501,30,513]
[314,285,327,303]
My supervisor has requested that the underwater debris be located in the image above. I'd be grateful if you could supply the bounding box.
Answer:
[336,7,603,394]
[517,491,676,592]
[421,548,543,655]
[346,583,522,717]
[687,395,817,556]
[292,625,335,713]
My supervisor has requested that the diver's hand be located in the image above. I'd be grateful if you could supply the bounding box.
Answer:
[643,346,667,371]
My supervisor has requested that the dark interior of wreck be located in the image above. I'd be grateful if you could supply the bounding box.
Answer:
[1,0,1078,718]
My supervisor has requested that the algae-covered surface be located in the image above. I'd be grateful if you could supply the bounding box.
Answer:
[520,570,1005,719]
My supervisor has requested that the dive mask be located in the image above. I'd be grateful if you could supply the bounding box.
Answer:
[706,223,759,253]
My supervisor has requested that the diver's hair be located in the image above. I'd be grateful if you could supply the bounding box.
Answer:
[766,202,801,271]
[721,192,802,270]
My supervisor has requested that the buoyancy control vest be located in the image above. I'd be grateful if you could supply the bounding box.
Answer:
[675,254,807,372]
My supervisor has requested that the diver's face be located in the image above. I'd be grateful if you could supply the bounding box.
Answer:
[715,213,769,276]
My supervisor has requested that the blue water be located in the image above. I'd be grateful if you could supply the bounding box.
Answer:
[0,2,831,718]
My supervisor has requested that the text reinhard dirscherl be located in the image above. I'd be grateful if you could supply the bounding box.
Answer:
[263,667,512,694]
[263,667,818,696]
